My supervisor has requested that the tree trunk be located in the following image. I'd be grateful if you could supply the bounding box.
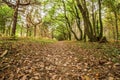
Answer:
[74,5,83,40]
[92,0,96,36]
[66,16,80,40]
[26,24,29,37]
[34,25,37,37]
[21,25,23,37]
[62,0,80,41]
[76,0,95,41]
[2,26,5,35]
[11,0,19,36]
[114,11,119,41]
[51,29,54,39]
[66,25,71,40]
[112,26,116,41]
[74,4,83,40]
[8,22,12,36]
[29,28,32,37]
[84,26,86,42]
[98,0,103,39]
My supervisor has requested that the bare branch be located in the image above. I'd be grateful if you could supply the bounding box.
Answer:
[26,9,41,26]
[26,13,35,25]
[2,0,15,8]
[19,1,30,6]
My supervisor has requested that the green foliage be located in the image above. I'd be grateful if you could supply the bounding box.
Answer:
[0,4,13,22]
[78,42,120,63]
[0,4,13,34]
[103,0,120,12]
[16,24,21,36]
[53,21,69,40]
[27,38,56,43]
[0,0,120,41]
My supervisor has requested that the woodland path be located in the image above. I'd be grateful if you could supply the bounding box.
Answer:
[0,41,120,80]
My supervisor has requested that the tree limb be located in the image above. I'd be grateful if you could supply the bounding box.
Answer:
[19,1,30,6]
[0,50,8,57]
[2,0,15,9]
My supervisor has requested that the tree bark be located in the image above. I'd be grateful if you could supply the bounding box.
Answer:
[92,0,96,36]
[98,0,103,39]
[20,25,23,37]
[11,0,19,36]
[74,4,83,40]
[76,0,95,41]
[34,25,37,37]
[26,24,29,37]
[2,0,30,37]
[62,0,80,41]
[66,24,71,40]
[114,11,119,41]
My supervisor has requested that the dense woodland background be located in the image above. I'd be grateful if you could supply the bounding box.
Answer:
[0,0,120,42]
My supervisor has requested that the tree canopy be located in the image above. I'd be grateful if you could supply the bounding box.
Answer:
[0,0,120,42]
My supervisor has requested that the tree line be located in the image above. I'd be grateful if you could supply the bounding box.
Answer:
[0,0,120,42]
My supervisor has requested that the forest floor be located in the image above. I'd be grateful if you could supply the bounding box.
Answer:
[0,38,120,80]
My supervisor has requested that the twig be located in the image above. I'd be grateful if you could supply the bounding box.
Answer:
[0,50,8,57]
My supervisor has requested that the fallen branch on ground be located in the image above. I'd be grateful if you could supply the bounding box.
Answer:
[0,50,8,57]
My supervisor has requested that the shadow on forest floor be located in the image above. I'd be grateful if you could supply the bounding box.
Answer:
[0,38,120,80]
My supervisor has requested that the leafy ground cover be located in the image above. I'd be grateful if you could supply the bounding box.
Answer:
[0,38,120,80]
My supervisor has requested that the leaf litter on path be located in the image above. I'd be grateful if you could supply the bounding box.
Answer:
[0,41,120,80]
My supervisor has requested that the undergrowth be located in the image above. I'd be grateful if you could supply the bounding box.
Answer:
[77,42,120,63]
[0,37,56,58]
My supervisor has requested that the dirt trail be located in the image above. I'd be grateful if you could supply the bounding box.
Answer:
[0,41,120,80]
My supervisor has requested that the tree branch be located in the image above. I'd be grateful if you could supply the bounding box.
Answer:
[2,0,15,9]
[19,1,30,6]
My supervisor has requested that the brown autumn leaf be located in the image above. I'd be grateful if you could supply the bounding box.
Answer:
[0,41,120,80]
